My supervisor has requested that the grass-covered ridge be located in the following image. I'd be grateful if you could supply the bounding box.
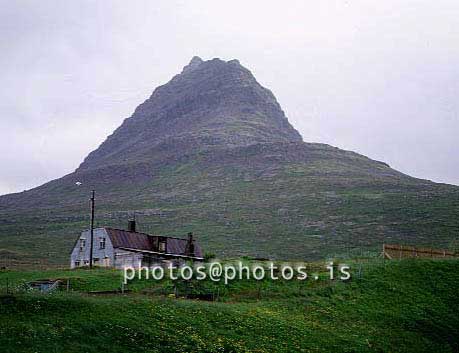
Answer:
[1,145,458,266]
[0,259,458,352]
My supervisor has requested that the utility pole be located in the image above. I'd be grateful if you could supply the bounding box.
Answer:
[89,190,95,269]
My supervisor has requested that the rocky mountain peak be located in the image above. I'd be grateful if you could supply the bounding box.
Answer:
[181,56,204,73]
[77,57,303,171]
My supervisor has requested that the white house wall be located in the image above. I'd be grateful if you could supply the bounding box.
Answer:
[70,228,115,268]
[113,250,143,269]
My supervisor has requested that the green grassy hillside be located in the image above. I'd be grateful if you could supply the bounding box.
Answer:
[1,143,458,266]
[0,259,458,352]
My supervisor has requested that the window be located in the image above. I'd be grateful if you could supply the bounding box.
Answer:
[99,237,106,249]
[75,261,80,267]
[159,241,166,252]
[93,258,100,265]
[79,239,86,251]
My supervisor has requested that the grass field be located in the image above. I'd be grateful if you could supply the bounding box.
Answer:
[0,259,458,352]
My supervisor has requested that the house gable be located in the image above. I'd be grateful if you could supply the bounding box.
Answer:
[70,228,115,267]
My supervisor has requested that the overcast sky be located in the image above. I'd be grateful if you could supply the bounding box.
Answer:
[1,0,458,195]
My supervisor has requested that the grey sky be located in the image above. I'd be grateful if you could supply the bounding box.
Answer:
[1,0,458,195]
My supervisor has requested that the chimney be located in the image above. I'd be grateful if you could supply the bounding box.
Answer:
[127,220,136,232]
[186,232,195,256]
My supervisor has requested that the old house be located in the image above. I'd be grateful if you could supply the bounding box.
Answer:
[70,221,203,269]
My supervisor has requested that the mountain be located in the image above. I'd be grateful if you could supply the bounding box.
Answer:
[78,56,302,172]
[0,57,458,266]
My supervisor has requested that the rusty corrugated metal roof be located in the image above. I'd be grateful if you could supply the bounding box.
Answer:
[104,227,203,258]
[105,228,153,251]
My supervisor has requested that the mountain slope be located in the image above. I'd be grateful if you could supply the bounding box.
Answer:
[0,57,458,266]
